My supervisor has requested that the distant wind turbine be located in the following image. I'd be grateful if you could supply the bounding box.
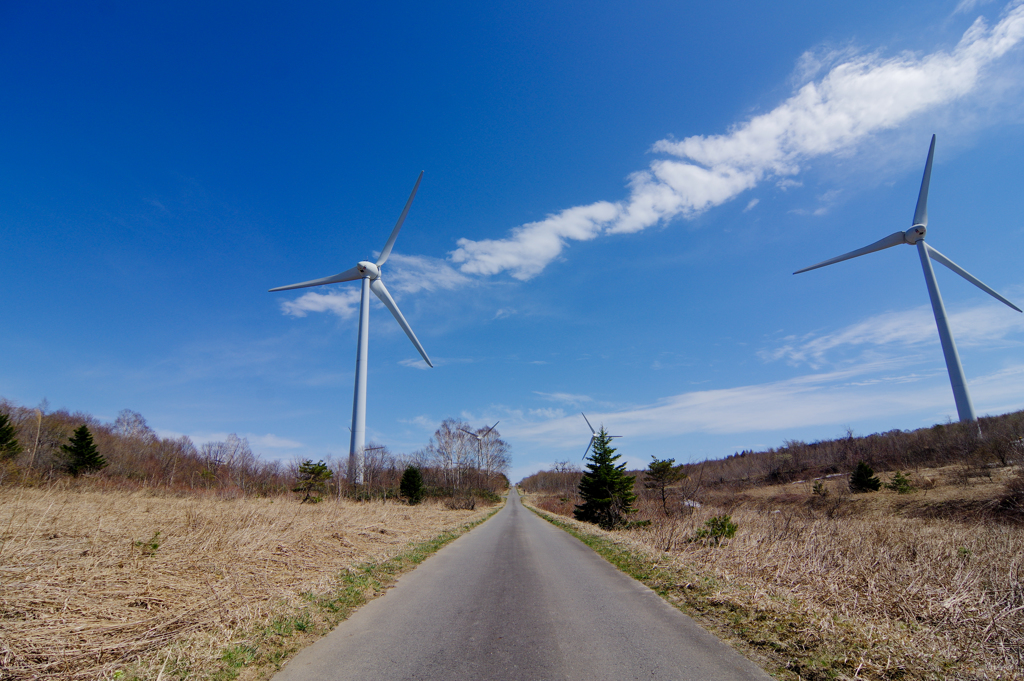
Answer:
[459,421,499,485]
[270,172,433,484]
[581,412,621,459]
[794,136,1021,425]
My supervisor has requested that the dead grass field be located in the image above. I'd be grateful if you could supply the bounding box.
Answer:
[526,465,1024,680]
[0,483,495,680]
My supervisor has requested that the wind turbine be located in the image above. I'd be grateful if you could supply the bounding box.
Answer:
[459,421,499,486]
[270,172,433,484]
[794,135,1021,425]
[581,412,621,458]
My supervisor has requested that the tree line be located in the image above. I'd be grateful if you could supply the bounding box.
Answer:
[520,410,1024,527]
[0,398,510,501]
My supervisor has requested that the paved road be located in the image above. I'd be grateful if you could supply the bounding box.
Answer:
[272,489,772,681]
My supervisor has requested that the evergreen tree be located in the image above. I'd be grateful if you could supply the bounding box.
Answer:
[0,413,22,462]
[849,460,881,493]
[885,470,915,494]
[400,465,425,505]
[643,455,686,516]
[574,428,636,529]
[293,459,333,503]
[61,425,106,477]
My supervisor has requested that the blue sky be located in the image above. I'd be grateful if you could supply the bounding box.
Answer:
[3,0,1024,482]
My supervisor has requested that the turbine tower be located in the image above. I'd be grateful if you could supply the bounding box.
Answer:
[795,136,1020,424]
[270,172,433,484]
[581,412,621,458]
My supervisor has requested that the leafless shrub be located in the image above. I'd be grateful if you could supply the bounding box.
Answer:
[445,495,476,510]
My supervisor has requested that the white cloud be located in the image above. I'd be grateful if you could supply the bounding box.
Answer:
[507,360,1024,449]
[384,253,471,294]
[399,358,432,370]
[280,288,361,319]
[247,433,304,449]
[449,3,1024,280]
[956,0,996,15]
[533,391,594,405]
[761,301,1024,368]
[278,253,469,318]
[744,198,760,212]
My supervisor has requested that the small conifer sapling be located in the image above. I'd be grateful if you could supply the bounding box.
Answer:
[849,460,881,493]
[400,465,425,505]
[61,425,106,477]
[0,413,22,462]
[886,471,915,494]
[293,459,333,503]
[643,456,686,516]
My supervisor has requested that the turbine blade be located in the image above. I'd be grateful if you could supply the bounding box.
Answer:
[458,428,477,437]
[581,412,596,435]
[376,171,424,267]
[369,278,434,367]
[794,231,906,275]
[913,135,936,228]
[482,421,499,436]
[269,265,363,291]
[583,438,594,459]
[926,244,1022,313]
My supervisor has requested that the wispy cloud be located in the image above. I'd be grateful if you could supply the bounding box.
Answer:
[761,301,1024,368]
[399,358,432,370]
[278,253,469,318]
[506,361,1024,449]
[384,253,472,294]
[247,433,304,449]
[956,0,996,15]
[281,288,362,318]
[533,391,594,406]
[450,3,1024,280]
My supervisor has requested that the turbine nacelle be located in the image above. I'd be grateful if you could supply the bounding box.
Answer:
[905,225,926,244]
[356,261,381,279]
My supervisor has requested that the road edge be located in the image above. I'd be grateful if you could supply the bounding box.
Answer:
[521,497,788,680]
[123,500,506,681]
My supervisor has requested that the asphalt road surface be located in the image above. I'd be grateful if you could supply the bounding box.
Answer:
[272,489,773,681]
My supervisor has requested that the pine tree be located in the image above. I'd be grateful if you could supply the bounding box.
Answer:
[849,460,881,493]
[0,413,22,462]
[400,465,425,505]
[574,428,636,529]
[644,455,686,516]
[293,459,333,503]
[61,425,106,477]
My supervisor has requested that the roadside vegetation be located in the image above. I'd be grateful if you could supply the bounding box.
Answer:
[0,482,501,680]
[521,411,1024,680]
[0,397,510,679]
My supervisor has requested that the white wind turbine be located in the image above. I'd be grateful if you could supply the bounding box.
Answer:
[459,421,499,486]
[270,172,433,484]
[795,136,1021,425]
[581,412,621,458]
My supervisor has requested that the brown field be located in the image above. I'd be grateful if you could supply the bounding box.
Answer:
[0,483,495,680]
[526,465,1024,681]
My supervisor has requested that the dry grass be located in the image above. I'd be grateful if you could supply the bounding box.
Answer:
[525,466,1024,680]
[0,483,494,680]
